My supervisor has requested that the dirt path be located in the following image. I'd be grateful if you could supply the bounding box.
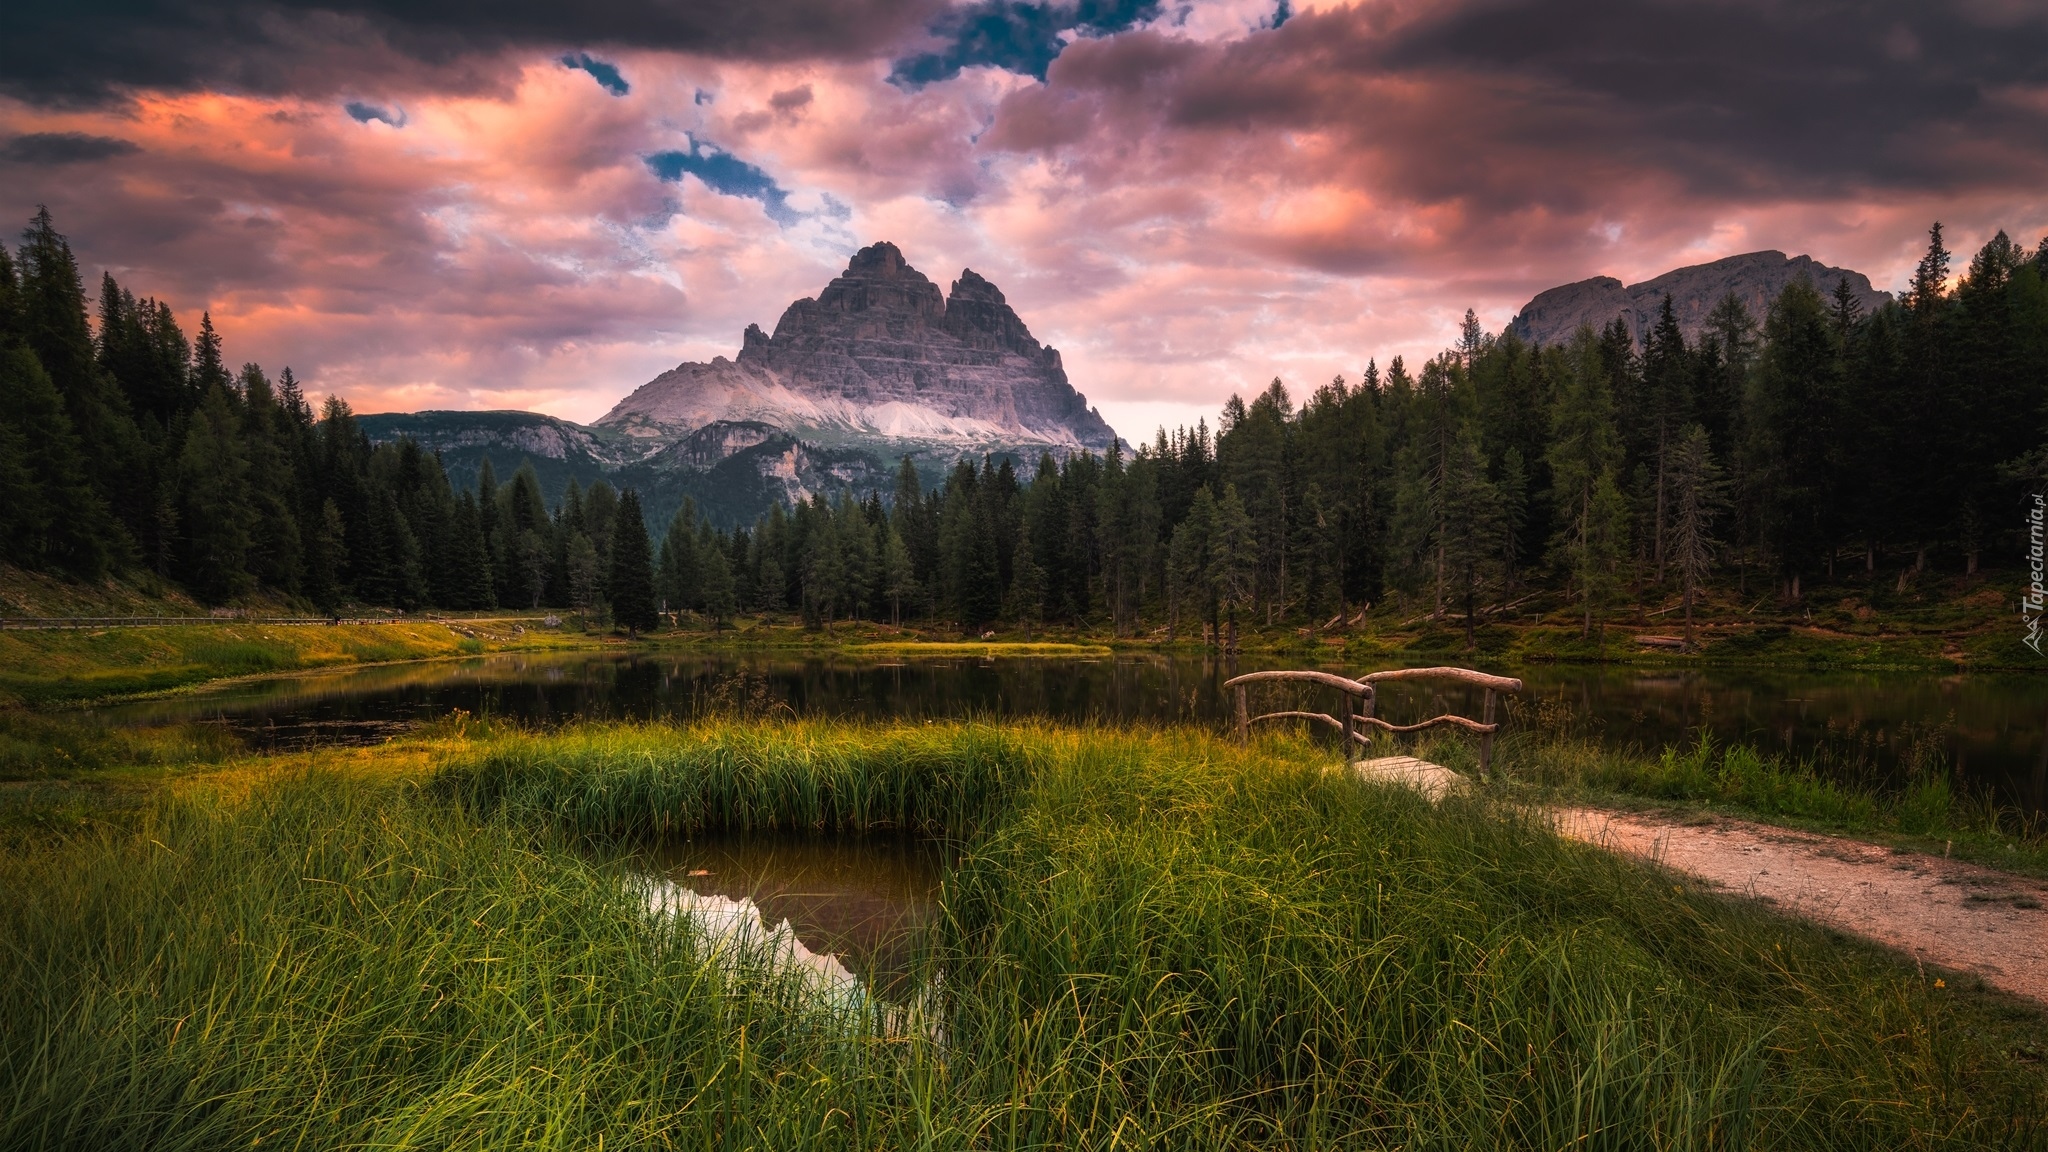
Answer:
[1555,808,2048,1003]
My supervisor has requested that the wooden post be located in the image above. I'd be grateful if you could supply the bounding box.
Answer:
[1235,684,1249,742]
[1478,688,1497,779]
[1342,694,1357,765]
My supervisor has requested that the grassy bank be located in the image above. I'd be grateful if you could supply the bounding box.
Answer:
[1378,717,2048,877]
[0,619,598,707]
[2,720,2043,1148]
[645,589,2040,672]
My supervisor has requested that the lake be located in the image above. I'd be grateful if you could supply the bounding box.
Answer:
[93,650,2048,814]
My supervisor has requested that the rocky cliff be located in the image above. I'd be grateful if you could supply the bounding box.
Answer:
[1508,250,1893,349]
[598,242,1120,455]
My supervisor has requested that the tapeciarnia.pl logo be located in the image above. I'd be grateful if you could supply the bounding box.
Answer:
[2026,494,2045,655]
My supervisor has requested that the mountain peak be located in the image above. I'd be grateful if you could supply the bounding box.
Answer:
[1509,249,1891,349]
[599,242,1118,459]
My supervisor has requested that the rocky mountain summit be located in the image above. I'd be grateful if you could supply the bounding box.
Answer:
[358,243,1118,529]
[599,242,1119,455]
[1509,250,1892,349]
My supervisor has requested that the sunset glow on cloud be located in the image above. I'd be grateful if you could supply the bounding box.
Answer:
[5,0,2045,436]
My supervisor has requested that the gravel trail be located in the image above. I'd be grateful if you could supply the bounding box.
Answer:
[1555,807,2048,1003]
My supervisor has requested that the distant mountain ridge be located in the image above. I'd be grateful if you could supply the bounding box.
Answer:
[1509,250,1892,349]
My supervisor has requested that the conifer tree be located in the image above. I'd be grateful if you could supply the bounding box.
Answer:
[657,501,701,612]
[0,346,116,577]
[803,504,846,627]
[1547,327,1624,635]
[1496,446,1528,593]
[1640,294,1692,582]
[451,490,496,610]
[1211,483,1257,650]
[475,457,500,573]
[584,479,620,563]
[192,312,229,393]
[176,385,256,602]
[1698,292,1756,460]
[18,208,144,554]
[1668,424,1725,649]
[607,489,658,633]
[304,499,347,611]
[566,531,604,614]
[700,545,738,628]
[1747,278,1842,596]
[0,415,41,562]
[1582,473,1631,639]
[1167,485,1218,643]
[237,364,303,590]
[1440,425,1503,648]
[882,524,917,626]
[1909,222,1951,317]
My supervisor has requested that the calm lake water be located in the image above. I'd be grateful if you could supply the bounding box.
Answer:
[94,650,2048,814]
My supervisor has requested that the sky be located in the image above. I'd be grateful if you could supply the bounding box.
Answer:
[3,0,2046,440]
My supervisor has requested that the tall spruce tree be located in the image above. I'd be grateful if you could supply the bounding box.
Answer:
[451,490,496,610]
[1667,424,1725,649]
[0,345,117,577]
[607,488,658,633]
[176,385,257,602]
[1547,327,1625,636]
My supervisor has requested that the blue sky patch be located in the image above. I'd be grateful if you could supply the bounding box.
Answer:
[344,101,403,127]
[561,52,630,97]
[890,0,1162,87]
[646,137,797,225]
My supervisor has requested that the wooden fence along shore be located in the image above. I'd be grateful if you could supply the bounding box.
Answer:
[1226,665,1523,779]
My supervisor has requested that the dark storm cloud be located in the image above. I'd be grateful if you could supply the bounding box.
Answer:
[0,132,143,164]
[989,0,2048,212]
[1370,0,2048,195]
[646,136,799,224]
[3,0,946,106]
[889,0,1162,87]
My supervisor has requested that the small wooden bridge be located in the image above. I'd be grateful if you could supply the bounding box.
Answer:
[1223,665,1524,794]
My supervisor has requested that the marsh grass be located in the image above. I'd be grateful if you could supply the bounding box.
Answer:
[0,622,586,707]
[1467,705,2048,873]
[0,710,241,782]
[2,720,2044,1149]
[438,719,1033,842]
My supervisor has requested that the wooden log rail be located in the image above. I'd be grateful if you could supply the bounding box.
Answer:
[1226,665,1524,777]
[1223,671,1375,764]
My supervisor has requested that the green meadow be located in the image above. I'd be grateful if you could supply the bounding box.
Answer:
[2,719,2043,1149]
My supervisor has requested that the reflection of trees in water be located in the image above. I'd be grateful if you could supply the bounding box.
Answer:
[95,652,2048,810]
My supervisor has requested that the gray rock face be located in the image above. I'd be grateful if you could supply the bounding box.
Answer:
[1509,251,1893,349]
[599,242,1120,455]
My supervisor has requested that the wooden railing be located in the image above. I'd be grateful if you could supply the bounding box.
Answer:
[1224,670,1375,764]
[1225,665,1524,776]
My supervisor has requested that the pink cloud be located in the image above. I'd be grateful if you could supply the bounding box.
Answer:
[0,0,2042,440]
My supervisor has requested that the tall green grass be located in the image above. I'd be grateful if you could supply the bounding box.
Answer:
[0,774,930,1149]
[438,719,1033,840]
[1477,720,2048,872]
[2,720,2043,1149]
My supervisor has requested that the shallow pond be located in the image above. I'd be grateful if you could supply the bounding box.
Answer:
[91,650,2048,814]
[641,835,944,999]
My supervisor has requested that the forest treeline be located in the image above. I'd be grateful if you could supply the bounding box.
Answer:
[3,208,2045,641]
